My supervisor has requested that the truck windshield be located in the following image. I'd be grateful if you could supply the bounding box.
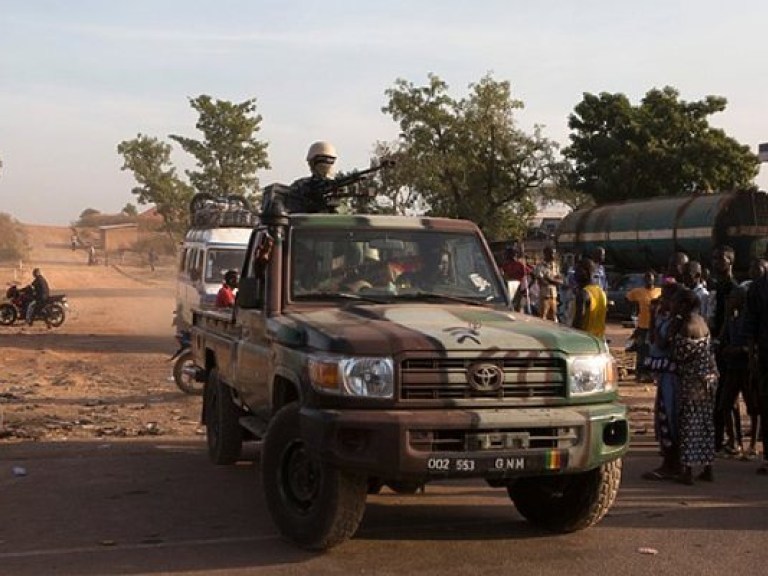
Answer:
[205,249,246,283]
[290,228,505,304]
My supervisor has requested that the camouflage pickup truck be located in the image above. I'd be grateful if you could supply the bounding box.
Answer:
[191,201,629,550]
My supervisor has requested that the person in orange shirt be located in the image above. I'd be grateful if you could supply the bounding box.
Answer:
[626,270,662,382]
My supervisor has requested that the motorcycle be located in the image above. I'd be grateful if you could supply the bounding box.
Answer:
[170,330,203,395]
[0,285,68,327]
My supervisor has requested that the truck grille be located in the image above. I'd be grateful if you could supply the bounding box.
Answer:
[400,356,566,400]
[408,427,579,452]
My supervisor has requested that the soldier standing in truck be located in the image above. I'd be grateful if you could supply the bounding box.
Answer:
[284,141,338,213]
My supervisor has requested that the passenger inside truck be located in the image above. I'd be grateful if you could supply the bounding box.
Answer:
[289,229,503,303]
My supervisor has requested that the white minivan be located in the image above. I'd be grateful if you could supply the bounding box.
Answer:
[175,194,255,330]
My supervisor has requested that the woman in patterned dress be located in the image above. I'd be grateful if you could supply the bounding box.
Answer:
[672,287,719,485]
[641,282,683,481]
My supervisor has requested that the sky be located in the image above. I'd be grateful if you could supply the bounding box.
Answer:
[2,0,768,225]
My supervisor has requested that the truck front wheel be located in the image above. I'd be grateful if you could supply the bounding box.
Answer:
[262,402,367,550]
[204,367,243,464]
[508,459,622,532]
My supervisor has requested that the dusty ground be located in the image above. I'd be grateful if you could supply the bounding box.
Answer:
[0,224,202,442]
[0,224,654,444]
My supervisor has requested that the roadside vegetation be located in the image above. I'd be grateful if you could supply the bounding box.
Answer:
[0,212,29,262]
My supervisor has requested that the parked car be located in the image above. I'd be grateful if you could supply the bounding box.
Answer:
[606,273,661,320]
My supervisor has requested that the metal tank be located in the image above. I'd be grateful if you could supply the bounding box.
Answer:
[556,190,768,276]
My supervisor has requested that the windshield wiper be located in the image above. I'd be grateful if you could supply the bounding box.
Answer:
[393,291,487,307]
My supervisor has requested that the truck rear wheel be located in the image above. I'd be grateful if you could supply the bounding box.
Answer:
[508,459,622,532]
[204,368,243,464]
[262,402,367,550]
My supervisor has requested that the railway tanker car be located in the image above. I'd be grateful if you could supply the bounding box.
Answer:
[556,190,768,278]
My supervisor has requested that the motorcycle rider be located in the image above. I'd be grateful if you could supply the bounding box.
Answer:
[26,268,50,325]
[216,269,238,308]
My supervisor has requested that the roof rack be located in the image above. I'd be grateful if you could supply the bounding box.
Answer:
[189,193,258,228]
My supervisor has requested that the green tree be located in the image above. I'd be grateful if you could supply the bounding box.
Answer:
[169,95,270,203]
[117,134,194,241]
[330,142,425,216]
[564,86,760,205]
[121,203,138,217]
[362,141,427,215]
[382,73,565,240]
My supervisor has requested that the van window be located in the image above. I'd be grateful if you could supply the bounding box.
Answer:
[205,249,246,283]
[188,249,202,281]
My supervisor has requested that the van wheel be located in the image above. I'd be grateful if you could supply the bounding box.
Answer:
[204,368,242,464]
[508,459,622,532]
[262,402,367,550]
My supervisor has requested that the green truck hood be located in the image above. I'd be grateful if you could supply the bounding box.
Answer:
[276,303,603,356]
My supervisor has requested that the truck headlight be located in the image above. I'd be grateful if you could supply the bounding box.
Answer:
[308,355,394,399]
[568,354,617,395]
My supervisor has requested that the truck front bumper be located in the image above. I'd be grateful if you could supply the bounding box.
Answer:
[301,404,628,480]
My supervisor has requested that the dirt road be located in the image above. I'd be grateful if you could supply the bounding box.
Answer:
[0,225,201,442]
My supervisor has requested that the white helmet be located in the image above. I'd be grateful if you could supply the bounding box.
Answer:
[307,141,337,178]
[306,141,337,163]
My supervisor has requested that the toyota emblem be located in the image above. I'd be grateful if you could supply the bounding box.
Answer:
[467,362,504,392]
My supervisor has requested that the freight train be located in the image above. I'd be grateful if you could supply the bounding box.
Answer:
[556,190,768,278]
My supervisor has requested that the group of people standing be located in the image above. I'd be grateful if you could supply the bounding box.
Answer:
[501,242,768,482]
[640,246,768,483]
[501,244,609,339]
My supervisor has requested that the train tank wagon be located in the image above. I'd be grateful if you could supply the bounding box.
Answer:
[556,190,768,277]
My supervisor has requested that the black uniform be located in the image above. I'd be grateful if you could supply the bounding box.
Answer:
[283,176,337,214]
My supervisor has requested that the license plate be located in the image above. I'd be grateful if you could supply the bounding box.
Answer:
[425,451,567,475]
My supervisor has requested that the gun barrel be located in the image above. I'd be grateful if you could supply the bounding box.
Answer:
[322,159,395,197]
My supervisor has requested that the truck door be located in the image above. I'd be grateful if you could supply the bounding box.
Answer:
[233,230,273,409]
